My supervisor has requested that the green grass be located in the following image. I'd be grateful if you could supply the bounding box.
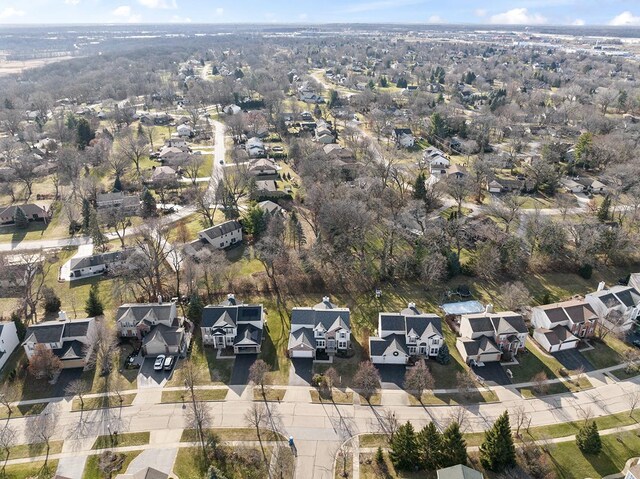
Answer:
[180,427,284,442]
[91,432,150,450]
[0,440,63,461]
[0,401,48,420]
[359,434,387,448]
[161,388,227,403]
[167,338,232,387]
[524,410,640,441]
[253,387,286,402]
[359,393,382,405]
[508,344,558,383]
[72,393,136,411]
[518,377,592,398]
[582,336,632,369]
[173,446,276,479]
[547,431,640,479]
[310,389,353,404]
[1,460,58,479]
[82,450,142,479]
[359,451,424,479]
[611,367,640,380]
[408,390,499,406]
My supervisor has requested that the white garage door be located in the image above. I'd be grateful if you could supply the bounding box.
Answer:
[291,350,314,358]
[559,342,576,351]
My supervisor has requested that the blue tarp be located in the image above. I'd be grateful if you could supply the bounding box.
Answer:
[441,300,485,316]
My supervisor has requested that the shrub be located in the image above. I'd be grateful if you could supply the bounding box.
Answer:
[578,263,593,279]
[41,286,61,314]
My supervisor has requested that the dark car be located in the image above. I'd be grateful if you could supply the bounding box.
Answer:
[632,339,640,348]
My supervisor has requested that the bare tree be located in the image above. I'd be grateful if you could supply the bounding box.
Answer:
[531,372,549,396]
[486,193,525,234]
[100,208,132,249]
[183,154,205,185]
[85,319,119,376]
[404,360,435,402]
[0,423,17,474]
[353,361,381,403]
[65,379,89,411]
[500,282,533,312]
[446,407,470,433]
[26,406,58,466]
[128,220,174,299]
[456,370,476,399]
[512,404,530,438]
[627,390,640,418]
[193,185,218,228]
[117,127,149,176]
[0,385,18,420]
[28,344,62,380]
[249,359,272,396]
[182,359,211,456]
[445,176,473,215]
[18,251,52,321]
[324,367,340,397]
[244,403,270,466]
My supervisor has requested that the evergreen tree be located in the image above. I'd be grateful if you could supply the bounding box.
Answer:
[85,284,104,317]
[41,286,62,314]
[390,422,419,471]
[576,421,602,454]
[288,211,306,250]
[479,411,516,472]
[186,295,204,324]
[574,132,593,166]
[436,343,451,365]
[417,422,443,470]
[396,77,408,88]
[597,195,611,223]
[11,312,26,342]
[140,188,157,218]
[441,422,467,467]
[113,175,123,193]
[76,118,94,150]
[88,209,107,252]
[242,205,268,238]
[211,65,219,75]
[81,198,92,232]
[379,76,388,88]
[413,172,427,200]
[13,207,28,229]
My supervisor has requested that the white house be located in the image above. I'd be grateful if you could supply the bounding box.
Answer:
[176,124,193,138]
[23,313,96,370]
[456,311,527,365]
[96,191,140,211]
[0,322,19,372]
[585,285,640,333]
[201,295,264,354]
[246,137,265,157]
[393,128,415,148]
[198,220,242,249]
[531,299,598,352]
[68,249,131,281]
[369,303,443,365]
[224,104,242,115]
[288,297,351,359]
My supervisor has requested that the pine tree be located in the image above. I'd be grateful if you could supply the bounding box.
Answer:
[13,207,28,229]
[436,343,451,365]
[11,312,26,342]
[417,422,443,470]
[113,175,123,193]
[140,188,157,218]
[242,205,267,238]
[576,421,602,454]
[441,422,467,467]
[76,118,94,150]
[597,195,611,223]
[89,209,107,252]
[85,284,104,317]
[81,198,91,232]
[186,295,204,324]
[390,422,419,471]
[413,172,427,200]
[479,411,516,472]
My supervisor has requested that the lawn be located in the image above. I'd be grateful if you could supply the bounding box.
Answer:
[161,388,228,403]
[253,387,286,402]
[0,440,63,461]
[167,337,232,387]
[547,431,640,479]
[335,450,353,479]
[524,409,640,441]
[359,434,387,448]
[92,431,150,450]
[72,393,136,411]
[2,460,58,479]
[518,377,592,398]
[359,451,426,479]
[581,336,632,370]
[310,389,353,404]
[82,450,142,479]
[359,393,382,405]
[180,427,284,442]
[173,446,275,479]
[611,366,640,380]
[408,390,499,406]
[508,344,558,383]
[0,400,48,420]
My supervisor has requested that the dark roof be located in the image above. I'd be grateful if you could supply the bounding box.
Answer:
[69,250,130,271]
[0,204,47,218]
[490,314,527,335]
[369,333,408,357]
[288,327,315,350]
[142,324,184,348]
[53,340,85,361]
[25,323,64,344]
[116,303,175,326]
[393,128,413,136]
[62,319,92,338]
[235,323,263,346]
[379,314,405,332]
[458,336,500,356]
[200,220,242,240]
[405,315,443,338]
[201,304,263,328]
[613,287,640,308]
[463,315,494,334]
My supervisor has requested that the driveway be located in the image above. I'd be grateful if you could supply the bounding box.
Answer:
[229,354,257,385]
[289,359,313,386]
[124,447,177,476]
[137,356,176,388]
[552,349,594,372]
[376,364,406,389]
[472,362,512,386]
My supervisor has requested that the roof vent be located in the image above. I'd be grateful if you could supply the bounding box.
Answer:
[228,293,235,300]
[408,302,416,309]
[485,303,494,314]
[58,311,68,322]
[157,294,163,304]
[322,296,330,303]
[597,281,606,292]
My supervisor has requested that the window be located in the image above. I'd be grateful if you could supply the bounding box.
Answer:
[220,242,224,248]
[316,340,325,348]
[338,341,347,349]
[431,338,439,345]
[408,346,416,354]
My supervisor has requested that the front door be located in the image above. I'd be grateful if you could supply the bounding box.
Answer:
[215,336,225,348]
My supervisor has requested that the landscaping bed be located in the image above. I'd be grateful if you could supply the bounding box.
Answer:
[309,389,353,404]
[72,393,136,411]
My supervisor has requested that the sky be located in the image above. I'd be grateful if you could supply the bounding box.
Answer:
[1,0,640,26]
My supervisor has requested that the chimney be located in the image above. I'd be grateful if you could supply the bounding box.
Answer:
[322,296,330,304]
[485,303,494,314]
[227,293,235,300]
[58,311,68,322]
[157,294,163,304]
[408,302,416,310]
[597,281,606,292]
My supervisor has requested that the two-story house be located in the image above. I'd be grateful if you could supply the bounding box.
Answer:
[532,299,598,352]
[115,301,189,357]
[23,312,95,370]
[201,295,264,355]
[198,220,243,249]
[456,311,527,365]
[585,285,640,333]
[288,297,351,359]
[0,322,19,372]
[369,303,444,365]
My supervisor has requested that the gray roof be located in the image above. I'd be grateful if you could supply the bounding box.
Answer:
[537,300,597,324]
[437,464,484,479]
[405,315,443,339]
[131,467,169,479]
[288,327,315,351]
[536,326,578,346]
[235,323,263,346]
[369,333,408,357]
[116,303,175,327]
[25,322,64,344]
[0,204,47,218]
[463,315,494,334]
[69,249,131,271]
[54,340,85,361]
[458,336,500,357]
[199,220,242,240]
[490,314,527,335]
[379,314,405,332]
[142,324,184,348]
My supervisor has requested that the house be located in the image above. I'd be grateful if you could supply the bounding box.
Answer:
[246,137,266,157]
[248,158,278,176]
[0,204,49,225]
[115,301,189,357]
[315,122,335,144]
[118,466,169,479]
[562,178,584,194]
[447,164,468,179]
[254,180,286,198]
[23,313,96,370]
[164,138,188,149]
[201,295,264,354]
[0,322,19,371]
[487,180,504,193]
[198,220,242,249]
[437,464,484,479]
[531,299,598,352]
[68,249,131,281]
[96,191,140,211]
[176,124,193,138]
[369,303,443,365]
[151,166,177,182]
[456,311,527,365]
[288,297,351,359]
[0,262,37,290]
[586,285,640,333]
[393,128,415,148]
[257,200,285,216]
[577,178,608,194]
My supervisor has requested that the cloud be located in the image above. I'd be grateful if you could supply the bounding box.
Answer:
[138,0,177,9]
[171,15,191,22]
[0,7,25,19]
[344,0,424,14]
[215,7,224,16]
[490,8,547,25]
[475,9,487,18]
[64,0,81,5]
[571,18,585,25]
[609,11,640,26]
[428,15,445,23]
[112,5,132,17]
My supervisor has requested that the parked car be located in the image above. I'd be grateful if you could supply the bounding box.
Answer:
[154,355,166,371]
[632,339,640,349]
[163,356,174,371]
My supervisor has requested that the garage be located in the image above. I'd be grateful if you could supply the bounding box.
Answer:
[290,350,314,359]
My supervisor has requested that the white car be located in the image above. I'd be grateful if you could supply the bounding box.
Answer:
[153,355,166,371]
